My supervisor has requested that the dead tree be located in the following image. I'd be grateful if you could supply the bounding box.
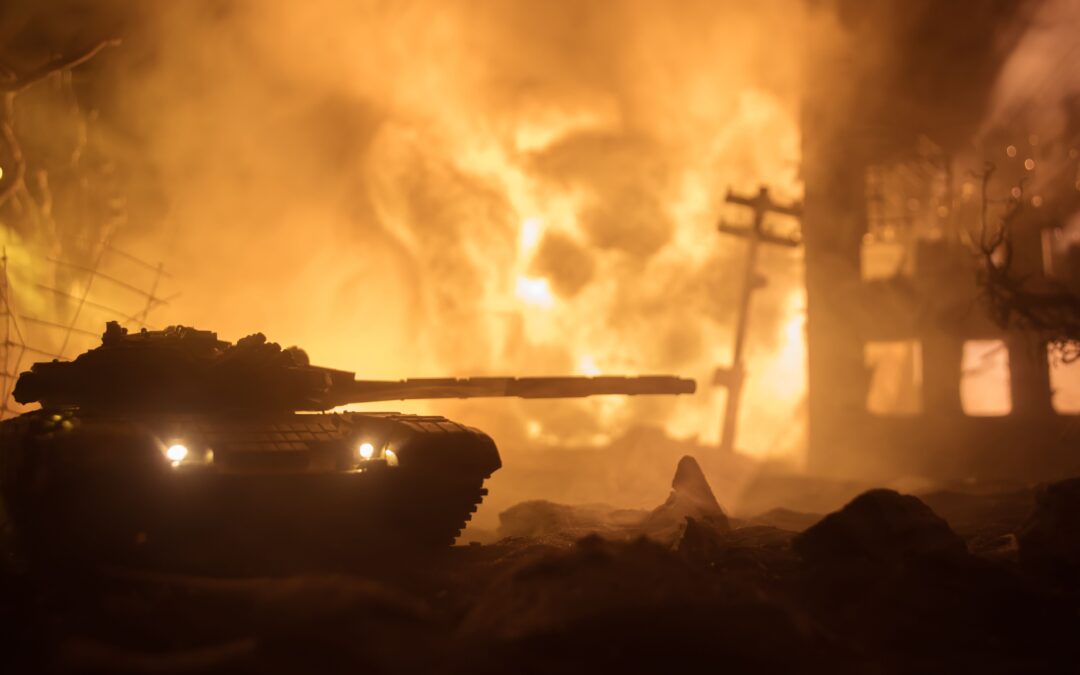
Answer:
[975,164,1080,362]
[0,40,119,211]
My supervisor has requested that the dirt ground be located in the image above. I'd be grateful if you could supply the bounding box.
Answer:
[2,458,1078,674]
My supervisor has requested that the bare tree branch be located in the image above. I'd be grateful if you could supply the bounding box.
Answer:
[0,39,121,94]
[0,39,120,209]
[975,164,1080,362]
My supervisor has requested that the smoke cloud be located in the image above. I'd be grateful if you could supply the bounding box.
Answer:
[91,0,809,459]
[2,1,815,523]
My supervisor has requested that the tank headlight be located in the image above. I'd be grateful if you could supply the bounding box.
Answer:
[165,443,189,466]
[358,442,375,460]
[385,448,399,467]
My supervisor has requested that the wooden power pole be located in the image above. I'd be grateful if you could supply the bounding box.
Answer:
[715,185,802,454]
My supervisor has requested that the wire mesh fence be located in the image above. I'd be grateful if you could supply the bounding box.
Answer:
[0,239,171,417]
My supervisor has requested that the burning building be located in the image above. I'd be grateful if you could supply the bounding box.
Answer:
[801,0,1080,484]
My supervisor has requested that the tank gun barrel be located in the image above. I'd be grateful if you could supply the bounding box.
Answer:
[10,322,698,412]
[327,375,696,407]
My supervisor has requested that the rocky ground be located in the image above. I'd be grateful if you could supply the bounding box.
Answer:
[3,458,1079,674]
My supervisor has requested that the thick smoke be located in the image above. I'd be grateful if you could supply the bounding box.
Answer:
[2,1,813,523]
[103,0,808,459]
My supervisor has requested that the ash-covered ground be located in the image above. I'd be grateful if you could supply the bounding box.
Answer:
[3,457,1079,674]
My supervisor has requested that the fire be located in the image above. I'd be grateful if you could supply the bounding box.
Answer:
[519,217,545,255]
[576,354,602,377]
[5,1,810,460]
[515,276,555,308]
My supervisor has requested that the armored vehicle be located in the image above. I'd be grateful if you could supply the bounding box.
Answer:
[0,322,694,569]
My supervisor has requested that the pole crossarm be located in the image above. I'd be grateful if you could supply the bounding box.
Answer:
[725,187,803,218]
[717,186,803,247]
[718,221,802,248]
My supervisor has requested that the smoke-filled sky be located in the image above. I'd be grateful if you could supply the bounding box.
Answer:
[5,0,1072,462]
[84,0,809,458]
[5,0,1078,522]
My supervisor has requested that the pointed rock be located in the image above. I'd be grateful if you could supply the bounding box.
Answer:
[672,455,723,512]
[641,456,730,541]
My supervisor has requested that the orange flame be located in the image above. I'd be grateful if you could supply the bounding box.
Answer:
[65,1,809,460]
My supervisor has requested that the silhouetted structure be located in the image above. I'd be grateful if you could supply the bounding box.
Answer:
[1,323,694,568]
[802,0,1080,484]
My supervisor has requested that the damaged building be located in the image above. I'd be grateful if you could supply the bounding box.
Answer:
[802,0,1080,483]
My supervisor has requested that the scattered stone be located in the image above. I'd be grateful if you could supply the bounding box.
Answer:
[793,489,966,566]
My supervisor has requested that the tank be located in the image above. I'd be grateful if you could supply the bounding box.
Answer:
[0,322,695,569]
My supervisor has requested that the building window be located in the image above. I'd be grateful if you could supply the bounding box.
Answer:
[1042,226,1080,294]
[860,234,910,280]
[1050,355,1080,414]
[960,340,1011,416]
[865,340,923,415]
[862,144,953,282]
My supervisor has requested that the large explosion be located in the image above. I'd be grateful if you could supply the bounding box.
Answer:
[2,0,809,465]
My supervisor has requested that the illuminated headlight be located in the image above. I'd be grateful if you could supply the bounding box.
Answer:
[354,440,399,467]
[160,440,213,468]
[165,443,188,466]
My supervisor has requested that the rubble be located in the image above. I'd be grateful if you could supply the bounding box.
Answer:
[4,473,1080,673]
[793,489,967,567]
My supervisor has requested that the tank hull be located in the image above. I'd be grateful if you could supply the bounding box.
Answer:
[0,410,500,571]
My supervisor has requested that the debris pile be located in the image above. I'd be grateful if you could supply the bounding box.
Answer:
[792,488,967,567]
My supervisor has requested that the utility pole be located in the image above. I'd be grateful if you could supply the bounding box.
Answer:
[714,185,803,454]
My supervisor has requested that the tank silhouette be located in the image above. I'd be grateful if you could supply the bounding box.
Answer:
[1,322,695,568]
